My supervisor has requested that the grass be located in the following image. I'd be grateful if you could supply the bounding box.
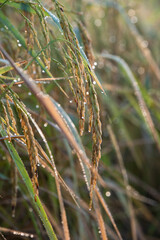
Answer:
[0,0,160,239]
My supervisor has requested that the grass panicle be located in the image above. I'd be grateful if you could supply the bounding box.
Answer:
[0,1,160,239]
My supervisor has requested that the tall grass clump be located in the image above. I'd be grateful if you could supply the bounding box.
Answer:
[0,0,160,239]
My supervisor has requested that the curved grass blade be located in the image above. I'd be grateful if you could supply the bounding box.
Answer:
[102,53,160,152]
[0,0,35,12]
[43,7,62,31]
[0,61,26,75]
[0,44,91,197]
[0,126,58,240]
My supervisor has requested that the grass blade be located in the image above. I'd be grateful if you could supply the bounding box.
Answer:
[102,53,160,152]
[0,126,58,240]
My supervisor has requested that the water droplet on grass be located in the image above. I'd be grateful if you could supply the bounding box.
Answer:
[105,191,111,197]
[44,123,48,127]
[131,16,138,24]
[141,40,148,48]
[94,19,102,27]
[128,9,135,17]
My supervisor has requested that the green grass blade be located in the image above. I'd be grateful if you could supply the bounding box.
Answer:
[102,53,160,152]
[0,126,58,240]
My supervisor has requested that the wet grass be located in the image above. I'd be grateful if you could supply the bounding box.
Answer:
[0,0,160,239]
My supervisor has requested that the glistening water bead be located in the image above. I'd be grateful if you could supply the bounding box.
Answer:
[44,123,48,127]
[105,191,111,197]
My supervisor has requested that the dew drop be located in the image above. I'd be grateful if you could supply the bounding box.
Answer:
[92,65,95,70]
[29,207,33,212]
[44,122,48,127]
[42,70,45,73]
[44,16,49,20]
[138,67,145,75]
[28,92,32,96]
[106,191,111,197]
[94,19,102,27]
[93,81,96,85]
[128,9,135,17]
[141,40,148,48]
[94,62,97,66]
[36,105,39,109]
[18,43,22,47]
[131,16,138,24]
[86,91,89,95]
[18,84,22,87]
[69,100,73,103]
